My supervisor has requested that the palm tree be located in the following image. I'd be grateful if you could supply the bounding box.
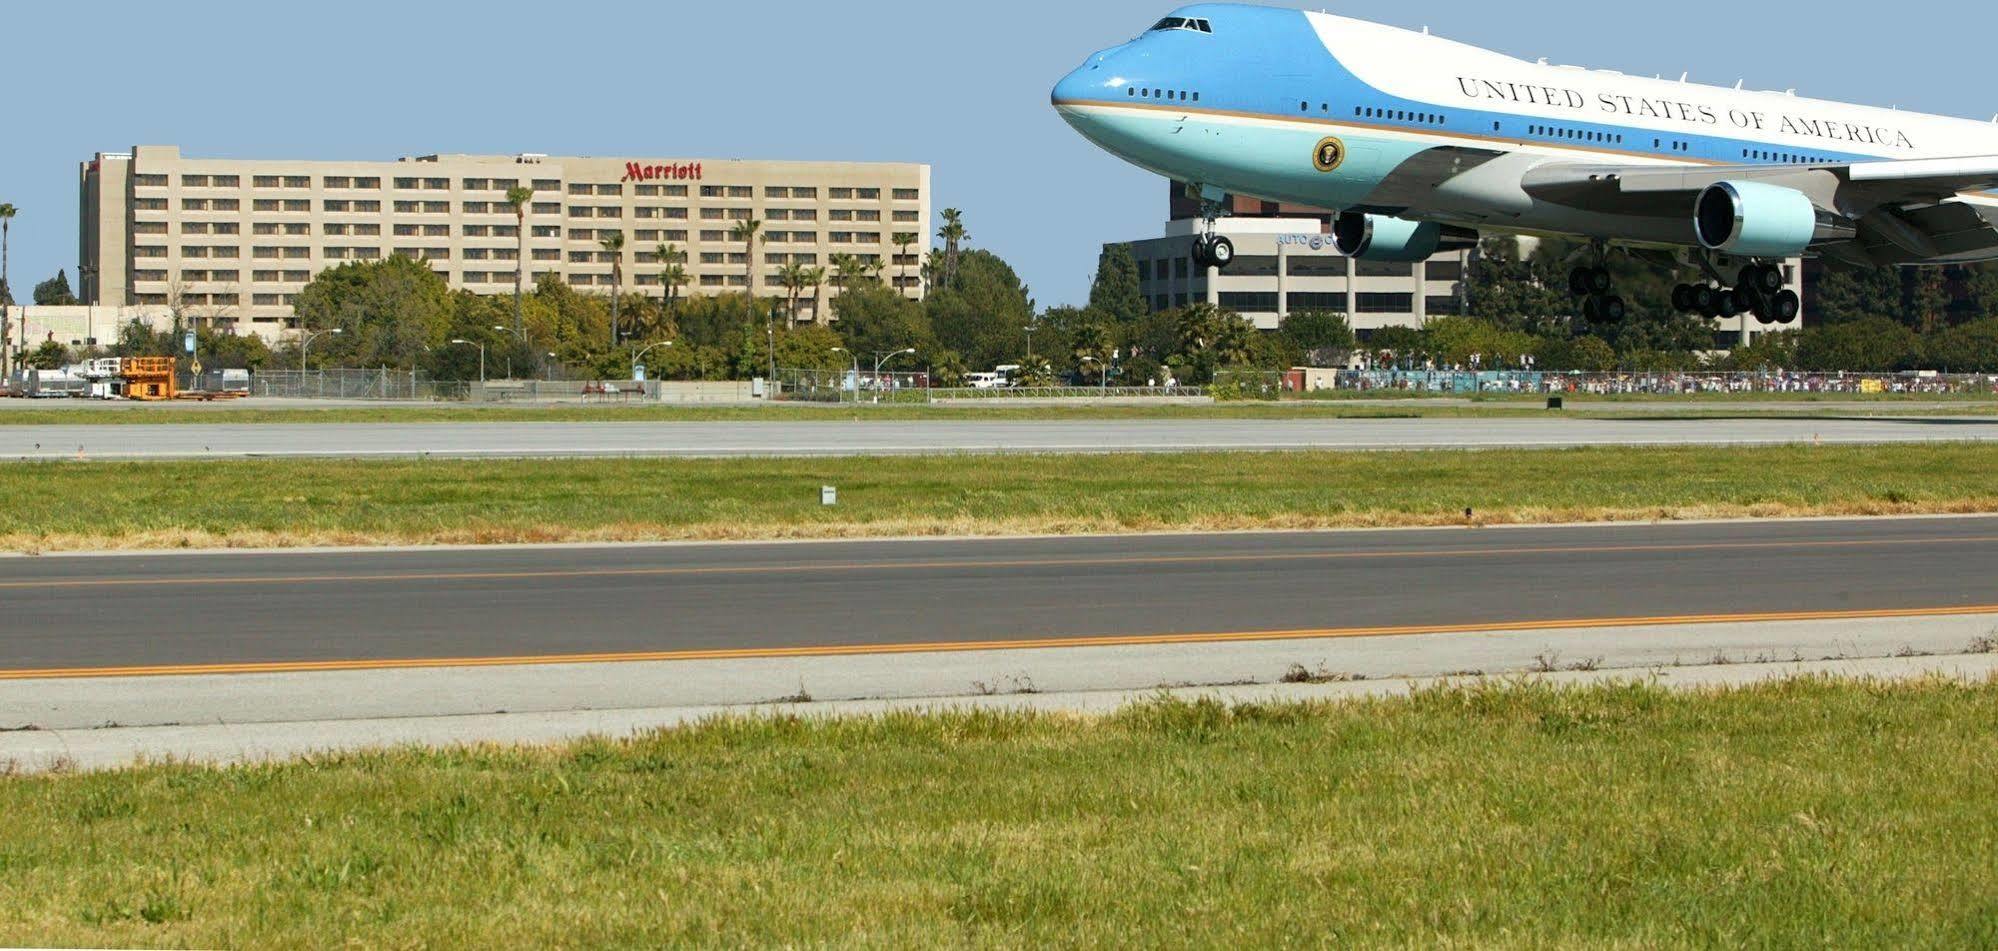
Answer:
[0,204,15,307]
[729,218,767,379]
[802,265,827,325]
[503,187,533,340]
[937,208,967,289]
[776,261,807,328]
[599,232,626,346]
[654,243,687,309]
[892,231,918,296]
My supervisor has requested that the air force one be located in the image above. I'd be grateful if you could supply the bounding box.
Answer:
[1052,4,1998,325]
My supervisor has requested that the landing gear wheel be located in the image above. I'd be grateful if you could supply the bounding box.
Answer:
[1581,296,1601,324]
[1731,284,1759,317]
[1692,285,1719,317]
[1672,284,1695,312]
[1598,295,1627,322]
[1769,289,1801,324]
[1206,235,1234,269]
[1744,264,1785,295]
[1586,266,1612,295]
[1570,267,1593,297]
[1714,291,1740,320]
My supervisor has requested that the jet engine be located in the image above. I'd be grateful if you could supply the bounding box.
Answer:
[1694,181,1817,258]
[1332,213,1477,262]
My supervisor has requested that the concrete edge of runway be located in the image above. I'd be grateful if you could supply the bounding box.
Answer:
[7,510,1993,561]
[6,614,1995,774]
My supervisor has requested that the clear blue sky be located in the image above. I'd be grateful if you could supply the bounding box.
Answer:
[1,0,1990,308]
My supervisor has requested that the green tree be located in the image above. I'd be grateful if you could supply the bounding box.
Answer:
[1279,310,1355,366]
[34,270,78,306]
[598,231,626,346]
[1716,331,1799,371]
[1467,237,1570,334]
[832,280,933,358]
[730,218,767,379]
[293,255,453,369]
[1794,317,1922,371]
[1088,243,1147,325]
[926,249,1034,371]
[1910,267,1950,333]
[1366,325,1428,367]
[1811,264,1904,326]
[892,231,919,294]
[25,339,68,369]
[1173,303,1256,383]
[0,203,16,307]
[1924,318,1998,372]
[504,185,534,340]
[776,261,808,328]
[801,265,827,325]
[1961,263,1998,323]
[655,243,689,310]
[936,208,968,289]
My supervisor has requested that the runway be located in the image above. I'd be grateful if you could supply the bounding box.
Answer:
[7,516,1996,676]
[3,414,1998,459]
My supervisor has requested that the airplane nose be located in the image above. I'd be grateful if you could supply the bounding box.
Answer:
[1051,47,1126,108]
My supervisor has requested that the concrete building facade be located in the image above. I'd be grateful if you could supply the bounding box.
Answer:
[79,146,931,339]
[1125,217,1467,333]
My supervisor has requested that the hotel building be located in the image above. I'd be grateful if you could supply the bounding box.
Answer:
[78,146,932,337]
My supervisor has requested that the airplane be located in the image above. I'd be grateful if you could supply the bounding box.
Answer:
[1051,3,1998,326]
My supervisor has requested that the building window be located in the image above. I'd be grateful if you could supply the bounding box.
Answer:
[1355,292,1414,313]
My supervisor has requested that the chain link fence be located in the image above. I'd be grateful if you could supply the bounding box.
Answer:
[250,369,463,401]
[1317,370,1998,396]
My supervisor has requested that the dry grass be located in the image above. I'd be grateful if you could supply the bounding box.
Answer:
[2,443,1997,552]
[2,678,1996,946]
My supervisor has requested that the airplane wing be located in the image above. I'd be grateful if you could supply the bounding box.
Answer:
[1520,156,1998,263]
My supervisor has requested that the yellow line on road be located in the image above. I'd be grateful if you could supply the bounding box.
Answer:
[6,604,1996,681]
[5,534,1995,591]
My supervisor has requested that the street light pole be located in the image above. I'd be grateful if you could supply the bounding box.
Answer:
[873,348,916,403]
[299,327,342,372]
[631,340,674,379]
[450,338,486,383]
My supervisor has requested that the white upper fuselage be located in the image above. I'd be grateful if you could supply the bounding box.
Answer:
[1052,4,1998,256]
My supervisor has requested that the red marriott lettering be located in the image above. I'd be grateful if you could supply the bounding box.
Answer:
[622,161,702,183]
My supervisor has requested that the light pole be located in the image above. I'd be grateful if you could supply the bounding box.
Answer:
[299,327,342,372]
[873,347,916,403]
[631,340,673,380]
[1024,322,1036,362]
[449,338,486,383]
[831,346,860,403]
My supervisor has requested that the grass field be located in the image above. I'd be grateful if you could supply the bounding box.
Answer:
[3,678,1994,946]
[2,443,1996,551]
[1,393,1996,425]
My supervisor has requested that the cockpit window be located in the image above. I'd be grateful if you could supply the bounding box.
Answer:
[1150,17,1213,33]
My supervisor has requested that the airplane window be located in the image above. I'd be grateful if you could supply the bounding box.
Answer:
[1195,19,1212,32]
[1150,17,1190,31]
[1192,92,1199,102]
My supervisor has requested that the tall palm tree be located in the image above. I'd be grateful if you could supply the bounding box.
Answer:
[937,208,967,290]
[654,243,687,309]
[892,231,918,297]
[802,265,827,326]
[599,231,626,346]
[776,261,807,328]
[503,186,533,341]
[729,218,767,379]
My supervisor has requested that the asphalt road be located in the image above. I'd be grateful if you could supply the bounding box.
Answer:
[5,517,1996,676]
[4,415,1998,459]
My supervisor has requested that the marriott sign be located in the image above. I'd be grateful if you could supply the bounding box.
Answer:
[622,161,703,183]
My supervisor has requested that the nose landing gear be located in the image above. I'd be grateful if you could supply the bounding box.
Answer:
[1188,184,1235,272]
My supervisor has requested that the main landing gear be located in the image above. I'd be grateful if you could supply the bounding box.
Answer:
[1672,262,1799,324]
[1568,258,1627,324]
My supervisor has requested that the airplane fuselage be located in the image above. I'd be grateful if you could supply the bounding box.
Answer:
[1052,4,1998,260]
